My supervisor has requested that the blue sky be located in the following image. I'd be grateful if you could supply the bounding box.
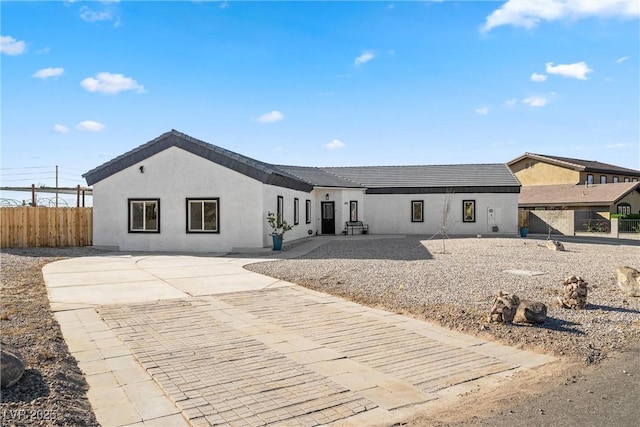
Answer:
[1,0,639,205]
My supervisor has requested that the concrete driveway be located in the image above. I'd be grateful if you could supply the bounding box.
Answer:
[45,240,556,427]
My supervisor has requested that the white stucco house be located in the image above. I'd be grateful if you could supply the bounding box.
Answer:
[83,130,521,252]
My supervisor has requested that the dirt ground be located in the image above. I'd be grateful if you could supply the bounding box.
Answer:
[400,341,640,426]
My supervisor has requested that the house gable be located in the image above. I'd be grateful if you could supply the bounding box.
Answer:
[83,130,313,192]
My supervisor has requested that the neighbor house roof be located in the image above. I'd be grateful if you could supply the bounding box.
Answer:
[83,130,314,192]
[519,182,640,207]
[508,152,640,176]
[84,130,521,193]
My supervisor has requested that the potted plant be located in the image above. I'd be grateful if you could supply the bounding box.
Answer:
[266,212,293,250]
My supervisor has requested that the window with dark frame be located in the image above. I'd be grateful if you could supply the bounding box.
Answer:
[350,201,358,222]
[587,174,594,184]
[600,175,607,184]
[411,200,424,222]
[462,200,475,223]
[305,200,311,224]
[128,199,160,233]
[186,198,219,233]
[277,196,284,226]
[624,177,630,182]
[294,198,299,225]
[617,203,631,215]
[613,176,619,183]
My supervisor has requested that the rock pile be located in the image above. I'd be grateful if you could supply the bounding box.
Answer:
[488,291,520,323]
[614,266,640,297]
[546,240,565,251]
[558,275,588,309]
[1,342,25,389]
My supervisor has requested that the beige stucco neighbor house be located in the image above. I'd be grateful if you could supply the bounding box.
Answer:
[508,153,640,234]
[83,130,521,252]
[508,152,640,186]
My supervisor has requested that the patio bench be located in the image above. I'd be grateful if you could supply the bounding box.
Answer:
[345,221,369,235]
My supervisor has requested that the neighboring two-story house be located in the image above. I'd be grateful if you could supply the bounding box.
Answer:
[508,152,640,187]
[507,153,640,234]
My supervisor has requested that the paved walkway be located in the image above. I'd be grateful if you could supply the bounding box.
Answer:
[44,237,556,426]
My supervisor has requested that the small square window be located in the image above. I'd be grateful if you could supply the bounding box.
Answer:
[186,198,219,233]
[128,199,160,233]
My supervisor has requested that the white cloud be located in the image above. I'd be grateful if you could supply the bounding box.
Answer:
[355,52,374,66]
[1,35,27,55]
[505,98,518,107]
[605,142,634,149]
[76,120,106,132]
[33,67,64,79]
[324,139,346,150]
[616,56,630,63]
[81,72,145,94]
[79,6,113,22]
[545,61,593,80]
[255,110,284,124]
[482,0,640,32]
[53,124,69,134]
[530,72,547,82]
[475,106,489,115]
[522,96,548,107]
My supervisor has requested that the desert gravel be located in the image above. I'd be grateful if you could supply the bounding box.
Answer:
[1,248,104,427]
[246,236,640,364]
[1,237,638,426]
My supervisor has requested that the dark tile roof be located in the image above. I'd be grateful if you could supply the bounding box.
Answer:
[519,182,640,206]
[321,164,520,189]
[508,153,640,176]
[276,166,363,188]
[83,130,314,192]
[83,130,521,193]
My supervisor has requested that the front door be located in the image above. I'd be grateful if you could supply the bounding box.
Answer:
[321,202,335,234]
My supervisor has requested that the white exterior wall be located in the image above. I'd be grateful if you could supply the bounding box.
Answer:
[262,185,315,246]
[363,193,519,235]
[93,147,266,252]
[311,188,365,235]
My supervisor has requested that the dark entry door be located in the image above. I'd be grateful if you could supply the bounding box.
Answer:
[321,202,335,234]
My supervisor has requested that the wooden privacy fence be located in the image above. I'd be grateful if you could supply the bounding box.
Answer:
[1,207,92,248]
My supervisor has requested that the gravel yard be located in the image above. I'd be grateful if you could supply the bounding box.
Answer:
[1,237,638,426]
[246,236,640,364]
[1,248,103,427]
